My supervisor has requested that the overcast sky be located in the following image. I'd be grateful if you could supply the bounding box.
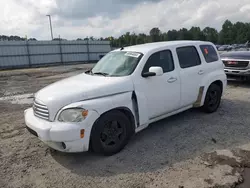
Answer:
[0,0,250,40]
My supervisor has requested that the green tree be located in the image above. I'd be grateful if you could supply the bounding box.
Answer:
[167,30,179,41]
[177,28,192,40]
[108,19,250,47]
[161,32,168,41]
[189,27,205,40]
[247,23,250,42]
[28,38,37,41]
[220,20,234,44]
[202,27,219,44]
[149,27,161,42]
[137,33,147,44]
[233,22,248,43]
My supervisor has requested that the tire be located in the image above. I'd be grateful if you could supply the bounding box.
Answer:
[202,83,222,113]
[90,110,132,156]
[246,76,250,82]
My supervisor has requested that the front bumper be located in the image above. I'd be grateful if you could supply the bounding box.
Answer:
[224,68,250,76]
[24,108,99,152]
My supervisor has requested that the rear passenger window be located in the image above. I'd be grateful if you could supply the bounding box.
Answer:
[200,45,219,63]
[176,46,201,68]
[143,50,174,73]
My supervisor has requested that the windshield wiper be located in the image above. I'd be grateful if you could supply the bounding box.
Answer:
[92,72,109,76]
[85,69,93,74]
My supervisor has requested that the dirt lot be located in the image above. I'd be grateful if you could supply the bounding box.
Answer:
[1,64,250,188]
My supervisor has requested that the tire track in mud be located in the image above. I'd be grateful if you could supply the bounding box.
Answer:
[0,128,25,139]
[0,102,29,140]
[0,66,91,98]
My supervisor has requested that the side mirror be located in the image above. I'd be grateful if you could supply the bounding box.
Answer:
[142,66,163,78]
[149,67,163,76]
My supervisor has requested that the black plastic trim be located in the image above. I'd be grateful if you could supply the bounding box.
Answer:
[26,126,38,137]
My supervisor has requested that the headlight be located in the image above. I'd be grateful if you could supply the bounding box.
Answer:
[58,108,88,122]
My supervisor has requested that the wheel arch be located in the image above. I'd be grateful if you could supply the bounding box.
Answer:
[90,107,136,134]
[200,79,224,107]
[109,107,136,134]
[211,80,223,93]
[89,107,136,151]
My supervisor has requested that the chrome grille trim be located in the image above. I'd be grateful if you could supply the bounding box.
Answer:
[34,107,49,113]
[34,110,49,117]
[33,100,49,120]
[34,113,49,120]
[34,102,48,110]
[222,59,250,70]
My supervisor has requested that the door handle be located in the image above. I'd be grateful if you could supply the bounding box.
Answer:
[198,70,204,75]
[167,77,177,83]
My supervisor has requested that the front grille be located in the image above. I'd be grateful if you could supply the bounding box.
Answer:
[223,60,249,69]
[33,100,49,120]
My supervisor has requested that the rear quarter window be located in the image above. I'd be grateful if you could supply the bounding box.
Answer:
[200,45,219,63]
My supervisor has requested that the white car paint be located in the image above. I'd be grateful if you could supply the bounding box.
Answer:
[35,73,134,120]
[24,41,227,153]
[133,58,181,119]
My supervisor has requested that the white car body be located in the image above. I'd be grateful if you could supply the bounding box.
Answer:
[24,41,227,153]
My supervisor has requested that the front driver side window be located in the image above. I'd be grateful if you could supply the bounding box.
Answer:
[142,50,174,73]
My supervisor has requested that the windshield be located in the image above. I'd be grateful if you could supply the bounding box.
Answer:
[90,51,143,76]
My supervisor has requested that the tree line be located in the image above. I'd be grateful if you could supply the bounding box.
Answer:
[0,35,37,41]
[0,20,249,46]
[108,20,250,47]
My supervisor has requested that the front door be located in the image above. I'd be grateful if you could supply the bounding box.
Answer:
[135,49,181,120]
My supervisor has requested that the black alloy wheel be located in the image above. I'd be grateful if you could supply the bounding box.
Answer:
[202,83,222,113]
[100,120,126,148]
[91,110,132,155]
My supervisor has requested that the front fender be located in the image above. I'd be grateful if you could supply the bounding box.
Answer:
[54,91,136,150]
[57,91,136,125]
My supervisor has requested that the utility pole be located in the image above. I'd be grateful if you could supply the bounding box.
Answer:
[46,15,54,40]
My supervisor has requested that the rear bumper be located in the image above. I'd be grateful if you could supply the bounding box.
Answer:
[224,68,250,76]
[24,108,99,152]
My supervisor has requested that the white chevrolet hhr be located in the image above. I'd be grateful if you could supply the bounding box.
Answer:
[24,41,227,155]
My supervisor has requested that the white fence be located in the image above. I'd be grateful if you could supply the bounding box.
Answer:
[0,40,111,69]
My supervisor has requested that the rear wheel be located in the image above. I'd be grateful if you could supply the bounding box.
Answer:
[202,83,222,113]
[90,110,132,156]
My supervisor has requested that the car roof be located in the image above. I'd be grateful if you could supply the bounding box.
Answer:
[113,40,213,54]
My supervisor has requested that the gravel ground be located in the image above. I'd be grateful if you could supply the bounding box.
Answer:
[1,64,250,188]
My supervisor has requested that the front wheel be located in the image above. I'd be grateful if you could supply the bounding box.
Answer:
[202,84,222,113]
[90,110,132,156]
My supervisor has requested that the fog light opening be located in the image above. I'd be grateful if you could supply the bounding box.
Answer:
[62,142,66,149]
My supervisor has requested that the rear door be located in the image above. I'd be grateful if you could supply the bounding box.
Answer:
[176,46,204,107]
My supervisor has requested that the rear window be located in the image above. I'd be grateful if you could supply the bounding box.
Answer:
[200,45,219,63]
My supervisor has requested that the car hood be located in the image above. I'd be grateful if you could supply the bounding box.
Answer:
[220,51,250,60]
[35,73,134,120]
